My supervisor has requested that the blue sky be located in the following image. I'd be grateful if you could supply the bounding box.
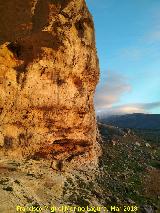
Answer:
[86,0,160,114]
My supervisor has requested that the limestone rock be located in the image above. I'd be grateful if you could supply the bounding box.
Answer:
[0,0,100,168]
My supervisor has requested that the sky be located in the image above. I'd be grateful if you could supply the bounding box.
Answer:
[86,0,160,115]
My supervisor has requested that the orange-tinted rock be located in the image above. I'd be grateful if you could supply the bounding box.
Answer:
[0,0,100,168]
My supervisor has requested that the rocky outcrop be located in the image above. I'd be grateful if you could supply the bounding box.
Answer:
[0,0,100,168]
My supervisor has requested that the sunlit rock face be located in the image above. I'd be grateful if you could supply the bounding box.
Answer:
[0,0,100,168]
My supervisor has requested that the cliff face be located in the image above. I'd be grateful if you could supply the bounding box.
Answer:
[0,0,100,168]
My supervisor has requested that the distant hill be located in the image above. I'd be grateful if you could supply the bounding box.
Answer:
[99,113,160,129]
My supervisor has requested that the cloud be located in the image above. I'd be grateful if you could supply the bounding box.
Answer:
[95,71,131,110]
[119,47,145,61]
[97,102,160,116]
[117,17,160,61]
[140,102,160,110]
[94,70,160,115]
[144,28,160,44]
[146,8,160,44]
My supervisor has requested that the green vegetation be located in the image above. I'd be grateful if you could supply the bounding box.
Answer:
[63,124,160,212]
[133,129,160,145]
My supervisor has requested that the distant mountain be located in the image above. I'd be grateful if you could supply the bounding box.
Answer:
[99,113,160,129]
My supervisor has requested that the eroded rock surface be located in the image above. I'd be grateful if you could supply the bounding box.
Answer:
[0,0,100,168]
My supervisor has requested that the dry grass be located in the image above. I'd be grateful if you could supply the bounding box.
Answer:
[143,168,160,197]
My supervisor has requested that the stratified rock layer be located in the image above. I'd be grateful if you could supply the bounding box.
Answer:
[0,0,100,168]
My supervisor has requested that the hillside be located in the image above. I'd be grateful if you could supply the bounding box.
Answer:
[0,123,159,212]
[99,113,160,129]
